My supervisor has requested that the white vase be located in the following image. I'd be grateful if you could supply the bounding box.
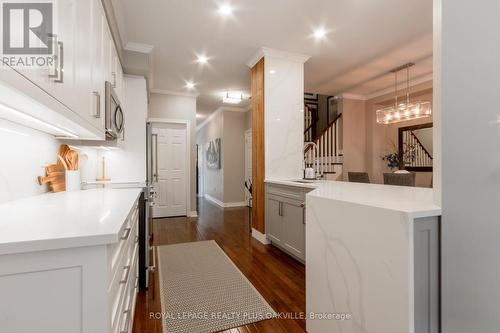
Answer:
[65,170,81,191]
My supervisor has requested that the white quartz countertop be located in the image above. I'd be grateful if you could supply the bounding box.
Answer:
[0,188,142,255]
[265,179,321,189]
[266,178,441,218]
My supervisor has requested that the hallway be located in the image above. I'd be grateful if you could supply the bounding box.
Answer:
[133,198,306,333]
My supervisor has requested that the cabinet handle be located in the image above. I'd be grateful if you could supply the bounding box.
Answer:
[92,91,101,118]
[54,41,64,83]
[302,203,306,224]
[112,72,117,88]
[48,34,59,79]
[120,265,131,284]
[121,227,131,240]
[148,246,156,272]
[278,202,282,217]
[120,309,130,333]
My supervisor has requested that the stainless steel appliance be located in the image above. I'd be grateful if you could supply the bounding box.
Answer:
[140,122,158,289]
[105,81,124,140]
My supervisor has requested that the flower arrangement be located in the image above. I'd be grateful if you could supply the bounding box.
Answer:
[382,140,417,170]
[382,152,400,170]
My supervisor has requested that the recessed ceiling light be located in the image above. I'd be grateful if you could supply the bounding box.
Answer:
[218,4,233,16]
[196,55,209,64]
[185,81,195,90]
[312,27,327,40]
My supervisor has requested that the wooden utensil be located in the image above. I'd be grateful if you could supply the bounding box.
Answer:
[58,155,69,170]
[65,150,78,170]
[57,144,70,169]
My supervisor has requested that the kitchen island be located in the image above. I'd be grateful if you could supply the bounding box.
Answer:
[305,181,441,333]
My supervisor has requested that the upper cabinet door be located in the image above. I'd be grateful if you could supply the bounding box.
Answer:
[5,0,77,108]
[48,0,77,110]
[86,0,106,130]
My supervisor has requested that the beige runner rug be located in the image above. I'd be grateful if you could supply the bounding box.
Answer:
[157,240,276,333]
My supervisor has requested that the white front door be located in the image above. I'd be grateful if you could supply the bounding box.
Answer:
[153,123,187,217]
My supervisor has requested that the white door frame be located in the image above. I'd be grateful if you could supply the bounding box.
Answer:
[148,118,192,217]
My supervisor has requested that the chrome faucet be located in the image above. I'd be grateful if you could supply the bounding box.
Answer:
[303,141,322,179]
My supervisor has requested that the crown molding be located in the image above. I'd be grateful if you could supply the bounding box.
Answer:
[340,93,367,101]
[150,89,199,98]
[124,42,154,54]
[246,47,310,68]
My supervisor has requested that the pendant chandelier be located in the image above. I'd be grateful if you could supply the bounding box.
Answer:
[376,63,432,124]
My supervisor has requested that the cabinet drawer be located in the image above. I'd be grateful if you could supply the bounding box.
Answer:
[266,184,307,201]
[111,242,138,333]
[107,200,139,274]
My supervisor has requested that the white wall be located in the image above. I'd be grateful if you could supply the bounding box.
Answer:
[0,119,59,204]
[196,109,247,205]
[437,0,500,331]
[196,111,224,202]
[264,54,306,180]
[148,93,197,212]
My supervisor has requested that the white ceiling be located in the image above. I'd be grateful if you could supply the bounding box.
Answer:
[112,0,433,123]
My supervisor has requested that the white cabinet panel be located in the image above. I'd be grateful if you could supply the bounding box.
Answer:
[0,266,83,333]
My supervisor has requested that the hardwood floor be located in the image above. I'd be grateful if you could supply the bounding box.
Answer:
[132,198,306,333]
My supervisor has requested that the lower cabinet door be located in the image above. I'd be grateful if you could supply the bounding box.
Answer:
[282,201,305,261]
[265,196,283,244]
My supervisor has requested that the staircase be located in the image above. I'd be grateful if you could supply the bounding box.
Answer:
[401,130,433,169]
[304,112,343,177]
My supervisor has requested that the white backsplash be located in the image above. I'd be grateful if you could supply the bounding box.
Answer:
[0,119,59,204]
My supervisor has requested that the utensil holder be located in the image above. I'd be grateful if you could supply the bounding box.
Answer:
[65,170,81,191]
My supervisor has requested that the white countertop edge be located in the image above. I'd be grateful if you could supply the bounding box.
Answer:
[264,179,318,189]
[0,188,142,256]
[265,178,441,218]
[0,233,118,256]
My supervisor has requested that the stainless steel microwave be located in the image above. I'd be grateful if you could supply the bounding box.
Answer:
[105,81,124,140]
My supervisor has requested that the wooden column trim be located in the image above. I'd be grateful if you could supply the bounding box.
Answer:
[251,58,265,233]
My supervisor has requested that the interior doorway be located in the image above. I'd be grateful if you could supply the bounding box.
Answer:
[152,122,188,218]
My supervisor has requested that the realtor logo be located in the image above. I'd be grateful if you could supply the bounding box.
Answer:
[2,2,53,54]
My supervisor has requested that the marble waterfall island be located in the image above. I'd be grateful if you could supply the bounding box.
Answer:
[305,182,441,333]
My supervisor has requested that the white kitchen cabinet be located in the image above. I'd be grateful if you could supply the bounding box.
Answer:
[87,0,107,130]
[9,0,77,107]
[265,183,312,263]
[0,190,141,333]
[0,0,125,140]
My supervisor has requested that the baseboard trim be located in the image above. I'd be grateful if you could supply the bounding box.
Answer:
[204,194,247,208]
[188,211,198,217]
[252,228,270,245]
